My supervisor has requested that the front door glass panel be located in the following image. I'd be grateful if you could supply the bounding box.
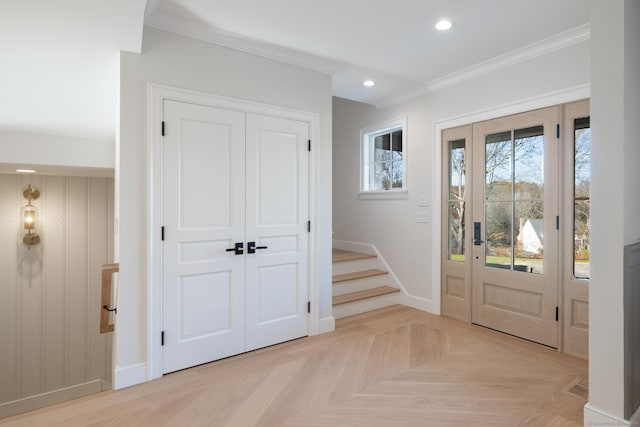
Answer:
[484,126,544,274]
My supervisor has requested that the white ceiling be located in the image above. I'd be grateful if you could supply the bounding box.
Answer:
[1,0,590,150]
[0,0,145,144]
[144,0,590,107]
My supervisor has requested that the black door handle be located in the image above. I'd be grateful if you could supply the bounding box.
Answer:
[473,222,484,246]
[247,242,268,254]
[225,242,244,255]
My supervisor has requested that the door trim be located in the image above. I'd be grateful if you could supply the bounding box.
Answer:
[147,83,321,381]
[433,84,590,317]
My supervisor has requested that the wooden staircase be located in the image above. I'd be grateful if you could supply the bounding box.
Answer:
[332,249,401,319]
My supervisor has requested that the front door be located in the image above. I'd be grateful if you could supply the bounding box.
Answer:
[471,107,559,347]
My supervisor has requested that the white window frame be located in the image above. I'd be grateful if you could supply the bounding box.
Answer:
[359,117,408,199]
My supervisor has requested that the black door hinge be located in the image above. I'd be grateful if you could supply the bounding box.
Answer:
[161,226,165,241]
[555,306,559,322]
[556,216,560,230]
[308,140,311,152]
[162,121,165,136]
[556,124,560,138]
[161,331,165,346]
[307,221,311,232]
[307,301,311,313]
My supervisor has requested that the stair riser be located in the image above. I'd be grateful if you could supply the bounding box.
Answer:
[332,275,389,296]
[331,258,378,276]
[333,292,401,319]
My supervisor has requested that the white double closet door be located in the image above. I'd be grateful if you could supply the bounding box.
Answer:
[161,100,309,374]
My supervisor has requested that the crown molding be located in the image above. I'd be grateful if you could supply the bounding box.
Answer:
[374,23,591,109]
[110,0,148,12]
[142,12,589,110]
[144,11,342,75]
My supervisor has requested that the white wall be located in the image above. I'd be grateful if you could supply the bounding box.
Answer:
[586,0,640,423]
[0,174,114,415]
[116,27,332,386]
[623,0,640,246]
[0,131,114,172]
[332,40,590,308]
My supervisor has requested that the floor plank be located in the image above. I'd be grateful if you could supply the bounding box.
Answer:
[0,306,587,426]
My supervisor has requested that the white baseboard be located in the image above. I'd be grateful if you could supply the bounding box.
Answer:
[333,239,440,316]
[332,239,377,255]
[0,380,102,419]
[400,293,439,315]
[333,239,403,292]
[100,379,113,391]
[113,362,147,390]
[318,316,336,334]
[332,238,443,318]
[584,402,640,426]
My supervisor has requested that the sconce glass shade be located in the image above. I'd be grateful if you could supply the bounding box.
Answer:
[21,185,40,249]
[23,204,37,230]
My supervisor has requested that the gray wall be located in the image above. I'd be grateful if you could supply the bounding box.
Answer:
[332,40,590,308]
[116,27,333,387]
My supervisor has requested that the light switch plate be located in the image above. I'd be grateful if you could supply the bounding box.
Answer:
[416,210,431,223]
[418,195,430,207]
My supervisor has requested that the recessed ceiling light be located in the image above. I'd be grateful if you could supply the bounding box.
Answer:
[435,19,453,31]
[16,169,37,173]
[363,80,375,87]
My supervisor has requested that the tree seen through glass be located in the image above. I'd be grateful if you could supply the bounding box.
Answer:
[574,117,590,279]
[372,130,403,190]
[484,126,545,274]
[448,139,465,261]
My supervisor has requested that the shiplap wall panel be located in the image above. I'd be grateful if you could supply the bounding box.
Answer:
[66,177,89,386]
[43,176,67,393]
[88,178,113,382]
[0,175,113,405]
[19,175,44,398]
[624,242,640,419]
[0,175,18,403]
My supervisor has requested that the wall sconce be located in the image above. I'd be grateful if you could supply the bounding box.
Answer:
[22,184,40,249]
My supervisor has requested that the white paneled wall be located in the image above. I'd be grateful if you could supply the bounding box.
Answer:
[0,174,113,408]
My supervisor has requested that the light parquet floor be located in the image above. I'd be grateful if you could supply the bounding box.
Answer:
[0,305,587,426]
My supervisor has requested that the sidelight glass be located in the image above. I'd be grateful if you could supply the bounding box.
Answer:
[484,126,545,273]
[448,139,466,261]
[573,117,591,279]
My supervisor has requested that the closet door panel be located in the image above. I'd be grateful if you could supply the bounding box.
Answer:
[162,101,246,374]
[245,114,309,351]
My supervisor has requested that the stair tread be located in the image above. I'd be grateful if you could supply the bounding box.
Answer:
[332,249,376,263]
[332,269,387,283]
[332,286,400,306]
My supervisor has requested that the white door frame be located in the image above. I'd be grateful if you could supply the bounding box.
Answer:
[433,84,590,321]
[147,83,321,381]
